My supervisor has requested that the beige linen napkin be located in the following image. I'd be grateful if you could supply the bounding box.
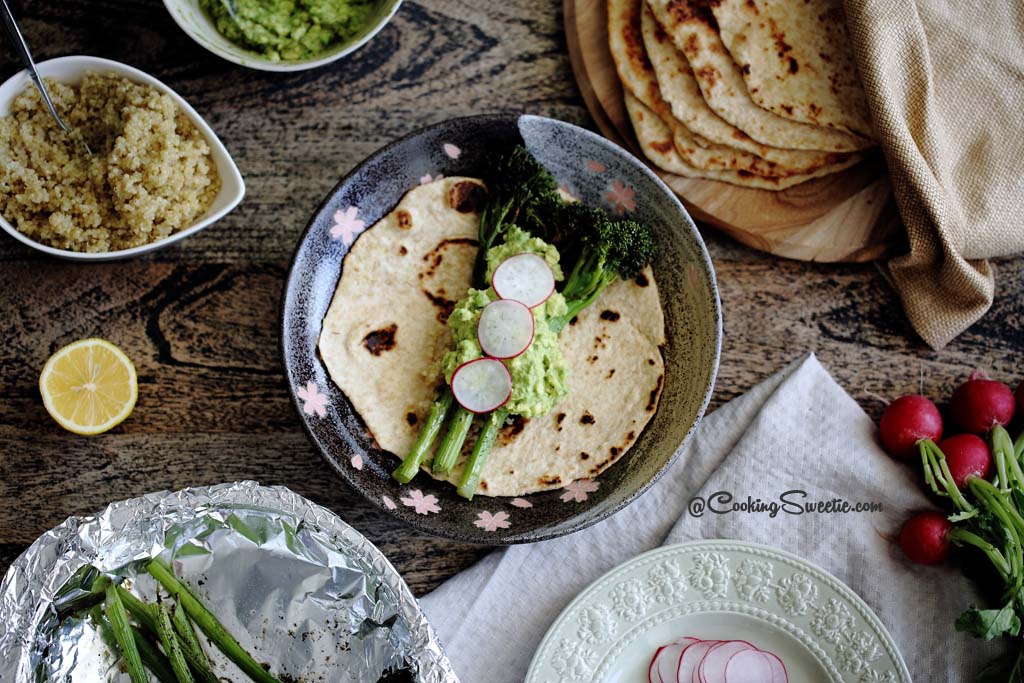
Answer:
[843,0,1024,349]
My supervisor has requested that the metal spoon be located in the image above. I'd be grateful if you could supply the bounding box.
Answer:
[0,0,92,155]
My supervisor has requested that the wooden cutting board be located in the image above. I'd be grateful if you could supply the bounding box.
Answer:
[565,0,902,263]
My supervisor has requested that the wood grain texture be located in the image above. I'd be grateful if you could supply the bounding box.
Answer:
[566,0,901,263]
[0,1,1022,601]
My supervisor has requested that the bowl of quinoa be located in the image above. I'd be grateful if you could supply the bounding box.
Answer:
[0,56,245,260]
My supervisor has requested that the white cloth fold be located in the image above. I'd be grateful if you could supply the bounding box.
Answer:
[420,354,1002,681]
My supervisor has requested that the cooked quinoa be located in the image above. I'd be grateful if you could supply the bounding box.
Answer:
[0,73,221,252]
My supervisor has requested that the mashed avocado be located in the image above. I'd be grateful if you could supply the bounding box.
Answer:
[442,228,569,418]
[202,0,381,62]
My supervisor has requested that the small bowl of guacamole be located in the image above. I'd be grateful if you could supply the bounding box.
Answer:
[163,0,401,71]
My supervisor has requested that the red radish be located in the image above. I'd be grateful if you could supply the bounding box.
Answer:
[676,640,717,682]
[899,511,953,565]
[697,640,754,682]
[724,649,776,683]
[938,434,993,488]
[450,358,512,413]
[759,651,789,683]
[649,638,702,683]
[878,395,943,459]
[949,373,1016,434]
[477,299,534,359]
[491,253,555,308]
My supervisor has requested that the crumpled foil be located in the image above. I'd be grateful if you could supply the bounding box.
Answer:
[0,481,459,683]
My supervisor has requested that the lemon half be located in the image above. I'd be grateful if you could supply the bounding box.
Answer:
[39,338,138,435]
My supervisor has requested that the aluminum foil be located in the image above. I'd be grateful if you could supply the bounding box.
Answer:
[0,481,459,683]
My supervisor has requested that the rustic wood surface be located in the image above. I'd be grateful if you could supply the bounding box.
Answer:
[0,0,1021,599]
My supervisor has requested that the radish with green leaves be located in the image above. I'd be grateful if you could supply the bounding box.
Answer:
[899,512,953,565]
[950,372,1016,435]
[938,434,993,489]
[879,395,943,460]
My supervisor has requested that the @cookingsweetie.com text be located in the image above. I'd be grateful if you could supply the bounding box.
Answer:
[687,490,883,518]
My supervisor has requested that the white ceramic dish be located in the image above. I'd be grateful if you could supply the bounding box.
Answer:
[527,540,911,683]
[162,0,404,72]
[0,55,245,262]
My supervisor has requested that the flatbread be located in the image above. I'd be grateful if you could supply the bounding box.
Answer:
[624,91,861,189]
[319,177,666,497]
[647,0,873,152]
[709,0,875,139]
[641,3,850,173]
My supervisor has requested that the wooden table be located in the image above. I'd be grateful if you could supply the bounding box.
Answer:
[1,0,1021,596]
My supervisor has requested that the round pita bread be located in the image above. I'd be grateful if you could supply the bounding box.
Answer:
[647,0,874,152]
[625,91,861,189]
[641,3,851,172]
[709,0,875,139]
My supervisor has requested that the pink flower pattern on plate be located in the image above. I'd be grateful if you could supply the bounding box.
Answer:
[350,454,364,470]
[400,489,441,515]
[561,479,600,503]
[443,143,461,159]
[382,495,397,510]
[510,497,533,508]
[604,180,636,214]
[296,381,327,417]
[419,173,443,185]
[330,206,365,245]
[474,511,511,532]
[586,159,607,173]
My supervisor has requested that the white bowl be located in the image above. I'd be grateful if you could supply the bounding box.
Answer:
[162,0,403,72]
[0,55,245,262]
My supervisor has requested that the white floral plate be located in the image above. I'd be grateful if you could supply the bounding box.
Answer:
[526,541,910,683]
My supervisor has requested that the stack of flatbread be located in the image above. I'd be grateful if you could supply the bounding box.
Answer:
[609,0,877,190]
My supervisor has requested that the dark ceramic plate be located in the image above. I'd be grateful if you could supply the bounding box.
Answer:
[282,114,721,544]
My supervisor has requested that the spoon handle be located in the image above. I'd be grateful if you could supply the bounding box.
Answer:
[0,0,71,134]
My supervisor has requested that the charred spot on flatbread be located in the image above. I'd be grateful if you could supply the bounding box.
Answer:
[420,237,479,278]
[480,481,488,492]
[580,412,596,425]
[406,412,418,426]
[396,210,413,230]
[447,181,487,213]
[647,374,664,411]
[399,245,408,255]
[600,309,621,322]
[422,290,456,323]
[498,415,528,445]
[588,355,599,364]
[580,452,590,461]
[538,475,562,487]
[611,446,620,457]
[555,412,566,431]
[363,324,398,356]
[607,368,616,378]
[648,358,656,366]
[634,273,649,287]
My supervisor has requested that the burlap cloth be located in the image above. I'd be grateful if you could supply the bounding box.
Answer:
[843,0,1024,349]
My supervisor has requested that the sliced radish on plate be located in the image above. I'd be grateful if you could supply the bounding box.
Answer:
[677,639,718,683]
[491,253,555,308]
[450,358,512,413]
[758,651,788,683]
[698,640,756,683]
[722,649,777,683]
[477,299,534,359]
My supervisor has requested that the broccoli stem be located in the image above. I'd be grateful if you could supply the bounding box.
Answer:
[393,391,454,483]
[170,600,219,683]
[432,406,475,474]
[155,599,195,683]
[117,585,158,634]
[134,625,180,683]
[458,410,507,500]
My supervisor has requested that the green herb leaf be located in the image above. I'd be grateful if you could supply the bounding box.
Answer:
[956,602,1022,640]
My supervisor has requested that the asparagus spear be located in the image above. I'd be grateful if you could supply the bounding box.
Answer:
[392,390,453,482]
[134,624,180,683]
[104,583,148,683]
[155,598,195,683]
[431,405,474,474]
[171,600,218,683]
[147,559,283,683]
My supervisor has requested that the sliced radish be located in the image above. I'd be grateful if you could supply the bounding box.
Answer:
[649,644,669,683]
[758,651,788,683]
[676,640,717,683]
[450,358,512,413]
[698,641,755,683]
[491,253,555,308]
[651,639,692,683]
[477,299,535,359]
[723,649,775,683]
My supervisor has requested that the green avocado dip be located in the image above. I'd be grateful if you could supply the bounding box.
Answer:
[441,227,570,418]
[201,0,382,62]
